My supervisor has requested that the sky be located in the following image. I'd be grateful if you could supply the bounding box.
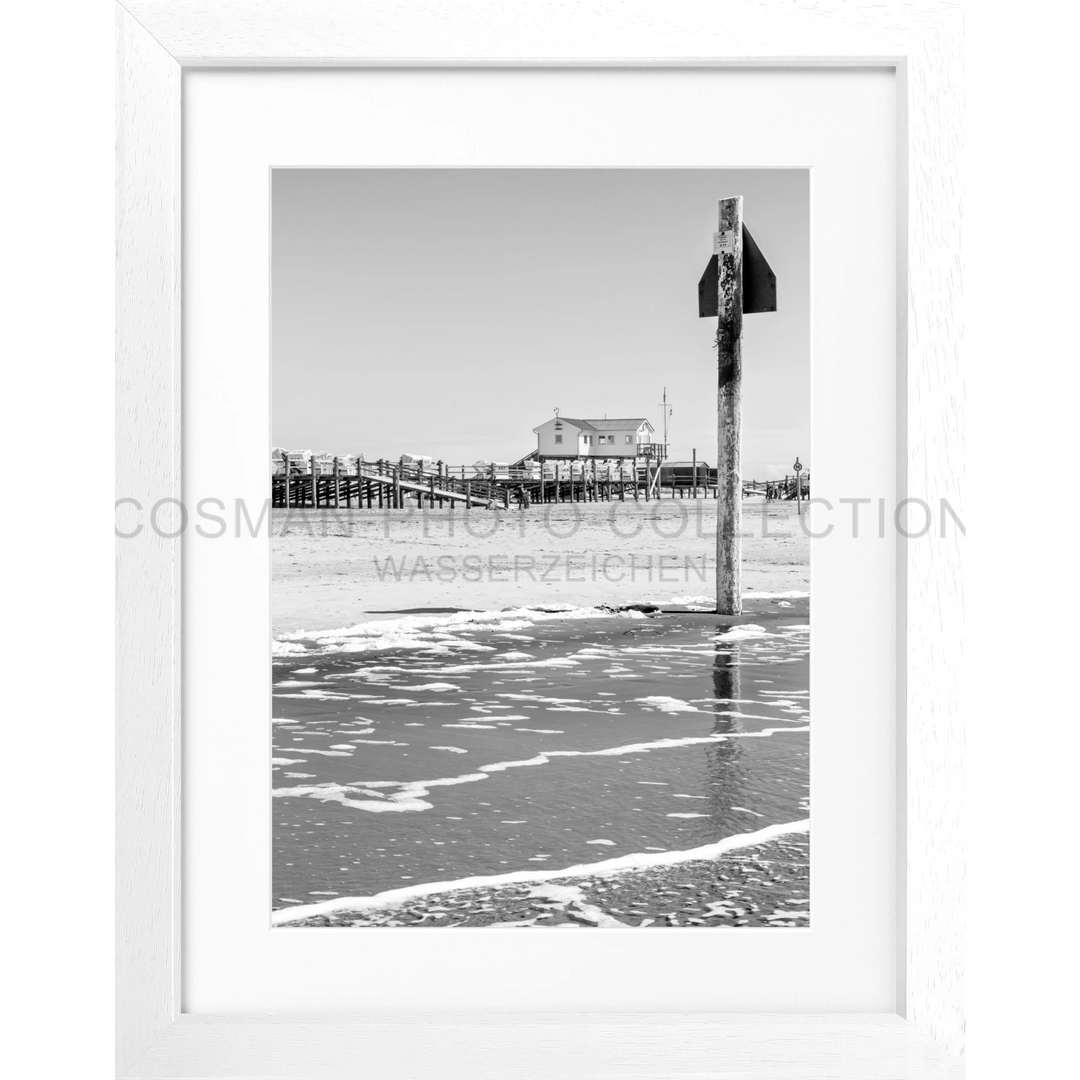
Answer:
[273,169,808,478]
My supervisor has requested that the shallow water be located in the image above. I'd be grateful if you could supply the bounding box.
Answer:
[272,599,809,912]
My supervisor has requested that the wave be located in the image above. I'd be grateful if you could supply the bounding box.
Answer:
[273,605,647,657]
[272,818,810,924]
[271,726,809,814]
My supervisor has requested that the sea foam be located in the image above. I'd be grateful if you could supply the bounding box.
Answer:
[272,818,810,924]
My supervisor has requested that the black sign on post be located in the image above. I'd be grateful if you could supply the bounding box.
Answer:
[697,225,777,318]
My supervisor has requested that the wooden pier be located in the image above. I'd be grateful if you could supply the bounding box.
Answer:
[271,454,809,510]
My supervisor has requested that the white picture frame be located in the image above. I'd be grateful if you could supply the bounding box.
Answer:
[115,2,963,1076]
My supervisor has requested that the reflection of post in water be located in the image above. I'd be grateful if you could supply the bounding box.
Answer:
[702,638,748,814]
[711,639,742,730]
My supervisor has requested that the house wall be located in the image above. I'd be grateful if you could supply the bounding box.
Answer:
[534,420,584,458]
[575,429,641,458]
[534,419,654,459]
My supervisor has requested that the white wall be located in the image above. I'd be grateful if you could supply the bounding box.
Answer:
[535,419,650,458]
[534,418,584,457]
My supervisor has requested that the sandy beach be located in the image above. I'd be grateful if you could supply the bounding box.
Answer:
[270,495,810,929]
[272,497,809,634]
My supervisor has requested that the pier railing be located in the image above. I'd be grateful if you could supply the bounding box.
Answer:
[271,452,808,509]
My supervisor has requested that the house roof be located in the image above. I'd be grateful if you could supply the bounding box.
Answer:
[534,417,654,434]
[584,418,652,431]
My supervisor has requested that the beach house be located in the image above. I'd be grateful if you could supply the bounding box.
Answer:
[531,416,659,461]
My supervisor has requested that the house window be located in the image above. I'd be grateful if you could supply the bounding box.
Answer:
[625,435,632,444]
[554,434,563,444]
[584,435,592,445]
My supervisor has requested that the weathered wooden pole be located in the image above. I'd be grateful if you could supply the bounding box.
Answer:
[310,455,319,509]
[715,196,744,616]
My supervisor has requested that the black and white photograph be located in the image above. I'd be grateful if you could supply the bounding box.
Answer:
[269,169,811,928]
[111,4,972,1075]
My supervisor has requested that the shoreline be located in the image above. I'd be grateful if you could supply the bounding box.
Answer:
[271,499,811,929]
[274,818,809,926]
[273,595,809,652]
[275,828,810,929]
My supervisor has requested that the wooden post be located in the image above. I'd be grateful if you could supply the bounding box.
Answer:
[283,451,291,510]
[692,449,698,499]
[333,457,340,509]
[715,196,744,616]
[310,456,318,509]
[436,461,444,509]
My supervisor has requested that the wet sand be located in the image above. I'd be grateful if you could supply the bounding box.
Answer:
[272,604,809,926]
[279,831,809,929]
